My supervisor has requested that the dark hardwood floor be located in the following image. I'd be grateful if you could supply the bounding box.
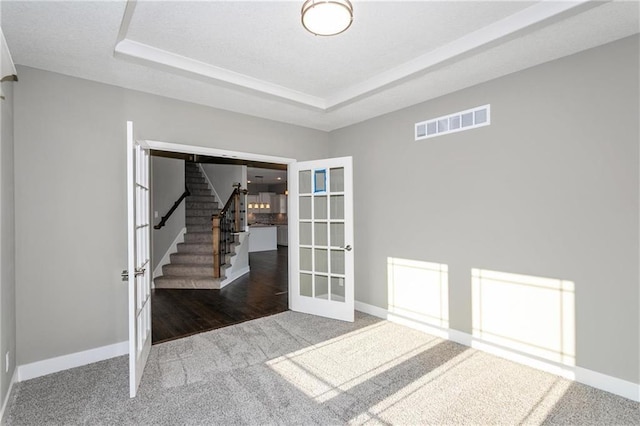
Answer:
[152,246,288,344]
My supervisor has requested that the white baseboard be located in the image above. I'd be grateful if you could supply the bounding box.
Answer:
[0,369,18,424]
[355,301,640,402]
[17,341,128,382]
[220,266,250,288]
[574,366,640,402]
[152,227,186,281]
[355,301,388,319]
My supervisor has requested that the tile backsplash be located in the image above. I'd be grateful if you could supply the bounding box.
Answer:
[249,213,288,225]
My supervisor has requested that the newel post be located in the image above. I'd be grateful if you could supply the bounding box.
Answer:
[212,216,221,278]
[233,190,241,233]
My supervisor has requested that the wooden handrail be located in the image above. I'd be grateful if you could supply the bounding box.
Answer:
[212,184,247,278]
[154,186,190,230]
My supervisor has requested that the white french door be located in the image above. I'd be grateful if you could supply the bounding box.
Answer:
[126,121,152,397]
[289,157,354,322]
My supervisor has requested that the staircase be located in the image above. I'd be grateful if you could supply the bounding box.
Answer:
[154,162,241,289]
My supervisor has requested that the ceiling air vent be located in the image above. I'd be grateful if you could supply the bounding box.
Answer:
[415,104,490,141]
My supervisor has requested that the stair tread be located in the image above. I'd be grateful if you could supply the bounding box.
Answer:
[164,262,214,267]
[154,275,222,290]
[156,275,218,279]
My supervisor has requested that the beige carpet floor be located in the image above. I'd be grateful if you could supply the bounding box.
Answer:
[4,311,639,425]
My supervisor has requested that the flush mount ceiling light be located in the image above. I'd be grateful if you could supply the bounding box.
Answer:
[301,0,353,36]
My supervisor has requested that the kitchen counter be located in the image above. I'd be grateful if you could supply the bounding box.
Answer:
[248,225,277,252]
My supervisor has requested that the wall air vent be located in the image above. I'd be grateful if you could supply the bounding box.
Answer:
[415,104,490,141]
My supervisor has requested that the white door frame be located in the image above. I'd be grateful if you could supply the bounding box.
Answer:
[144,140,297,309]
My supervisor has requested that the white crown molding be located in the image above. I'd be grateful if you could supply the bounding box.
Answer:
[1,27,17,81]
[113,0,589,112]
[325,0,590,109]
[1,26,18,100]
[114,38,327,109]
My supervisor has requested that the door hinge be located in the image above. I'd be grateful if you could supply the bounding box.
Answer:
[121,268,145,281]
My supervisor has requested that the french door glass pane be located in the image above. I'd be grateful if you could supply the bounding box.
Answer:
[299,170,312,193]
[330,223,344,247]
[314,196,327,220]
[315,275,329,299]
[314,222,328,246]
[300,222,312,246]
[300,273,313,297]
[315,248,328,273]
[330,195,344,220]
[331,250,345,275]
[300,196,312,220]
[300,247,312,271]
[314,169,327,193]
[330,167,344,192]
[331,277,346,302]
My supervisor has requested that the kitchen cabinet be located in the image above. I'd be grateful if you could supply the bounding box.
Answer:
[277,225,288,246]
[249,225,277,252]
[247,193,275,212]
[247,195,259,212]
[258,192,275,213]
[272,194,287,214]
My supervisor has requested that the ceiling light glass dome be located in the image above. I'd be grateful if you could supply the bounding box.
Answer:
[301,0,353,36]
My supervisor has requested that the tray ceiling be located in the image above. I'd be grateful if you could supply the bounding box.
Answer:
[2,1,639,131]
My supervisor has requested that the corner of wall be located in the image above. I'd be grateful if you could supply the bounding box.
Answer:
[0,368,17,424]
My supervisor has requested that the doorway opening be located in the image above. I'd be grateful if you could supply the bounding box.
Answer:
[147,148,292,344]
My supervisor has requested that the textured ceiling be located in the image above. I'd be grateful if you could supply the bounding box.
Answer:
[247,167,287,185]
[126,1,534,97]
[2,1,639,131]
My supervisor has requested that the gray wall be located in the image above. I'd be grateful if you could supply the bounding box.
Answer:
[200,163,246,204]
[151,156,185,272]
[329,35,639,384]
[0,77,16,410]
[13,66,329,365]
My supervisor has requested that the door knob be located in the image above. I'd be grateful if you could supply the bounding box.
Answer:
[341,245,352,252]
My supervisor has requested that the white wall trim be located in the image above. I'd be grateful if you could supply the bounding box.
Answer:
[152,227,186,280]
[197,164,223,206]
[17,341,128,382]
[355,301,640,402]
[220,265,250,289]
[355,301,388,319]
[0,369,18,424]
[114,39,326,110]
[574,366,640,403]
[144,140,295,166]
[113,2,587,112]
